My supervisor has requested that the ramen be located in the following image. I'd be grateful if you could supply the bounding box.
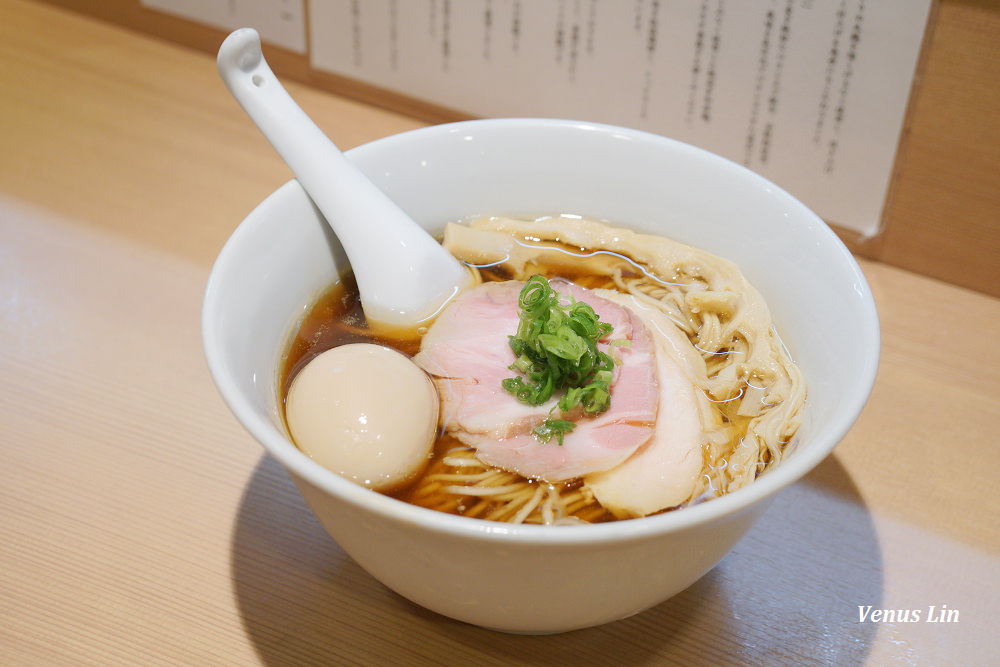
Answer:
[280,215,805,524]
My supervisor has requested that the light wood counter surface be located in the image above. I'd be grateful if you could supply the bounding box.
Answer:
[2,1,997,665]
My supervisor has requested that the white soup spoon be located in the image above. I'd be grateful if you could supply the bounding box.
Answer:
[217,28,472,330]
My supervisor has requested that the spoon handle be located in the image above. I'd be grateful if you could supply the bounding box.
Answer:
[217,28,469,326]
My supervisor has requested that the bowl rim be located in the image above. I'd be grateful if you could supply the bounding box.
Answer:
[203,117,881,546]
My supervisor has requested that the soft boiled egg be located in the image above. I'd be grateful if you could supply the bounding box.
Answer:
[285,343,439,492]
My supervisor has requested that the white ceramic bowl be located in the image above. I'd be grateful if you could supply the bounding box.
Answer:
[203,118,879,633]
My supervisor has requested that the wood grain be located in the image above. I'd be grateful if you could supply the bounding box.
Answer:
[2,2,997,664]
[867,0,1000,296]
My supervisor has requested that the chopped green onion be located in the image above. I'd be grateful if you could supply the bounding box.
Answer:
[502,276,618,444]
[532,419,576,446]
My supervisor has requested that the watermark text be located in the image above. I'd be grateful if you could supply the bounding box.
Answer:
[857,605,959,623]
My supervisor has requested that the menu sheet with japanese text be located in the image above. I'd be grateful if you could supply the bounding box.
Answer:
[141,0,307,53]
[308,0,933,237]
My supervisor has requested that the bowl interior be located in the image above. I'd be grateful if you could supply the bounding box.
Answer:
[203,118,879,539]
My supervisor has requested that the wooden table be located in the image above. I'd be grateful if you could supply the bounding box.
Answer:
[2,1,997,664]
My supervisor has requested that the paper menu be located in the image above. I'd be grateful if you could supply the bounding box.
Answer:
[140,0,307,53]
[308,0,933,237]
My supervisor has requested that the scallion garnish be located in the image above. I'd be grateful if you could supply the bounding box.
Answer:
[501,276,617,444]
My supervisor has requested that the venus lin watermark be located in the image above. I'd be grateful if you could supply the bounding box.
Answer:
[857,605,959,623]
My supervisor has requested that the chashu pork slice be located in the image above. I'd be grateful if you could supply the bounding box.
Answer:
[584,290,715,518]
[413,279,658,482]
